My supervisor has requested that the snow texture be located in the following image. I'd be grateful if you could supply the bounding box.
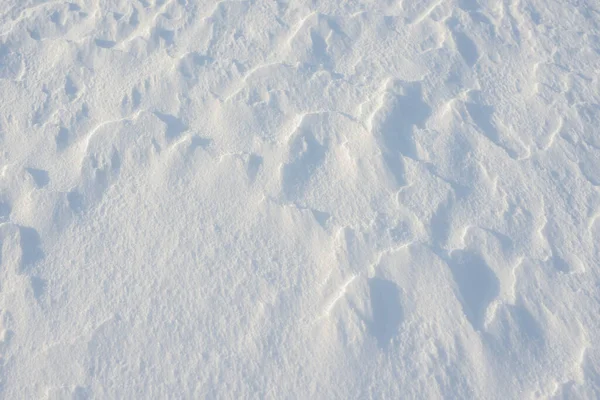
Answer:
[0,0,600,398]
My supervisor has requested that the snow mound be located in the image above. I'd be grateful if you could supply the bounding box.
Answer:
[0,0,599,398]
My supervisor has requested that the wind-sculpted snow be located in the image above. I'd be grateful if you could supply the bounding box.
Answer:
[0,0,599,398]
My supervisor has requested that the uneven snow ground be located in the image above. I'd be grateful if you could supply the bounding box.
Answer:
[1,0,600,398]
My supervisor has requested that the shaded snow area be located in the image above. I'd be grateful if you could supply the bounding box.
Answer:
[1,0,600,398]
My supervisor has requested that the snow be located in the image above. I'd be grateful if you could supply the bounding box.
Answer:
[0,0,599,398]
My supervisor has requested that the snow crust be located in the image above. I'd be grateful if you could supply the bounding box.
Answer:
[1,0,599,398]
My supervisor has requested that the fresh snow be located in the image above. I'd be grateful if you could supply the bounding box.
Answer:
[1,0,599,398]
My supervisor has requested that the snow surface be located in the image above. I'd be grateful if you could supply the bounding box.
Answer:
[1,0,600,398]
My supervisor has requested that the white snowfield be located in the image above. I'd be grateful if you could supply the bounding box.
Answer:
[0,0,599,398]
